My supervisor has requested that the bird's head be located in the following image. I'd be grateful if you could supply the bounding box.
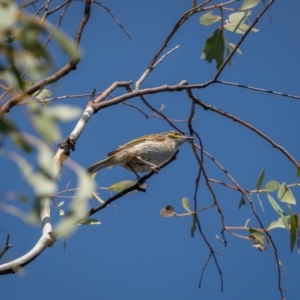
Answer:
[166,131,194,148]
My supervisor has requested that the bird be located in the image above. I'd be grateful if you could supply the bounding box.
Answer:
[86,131,193,175]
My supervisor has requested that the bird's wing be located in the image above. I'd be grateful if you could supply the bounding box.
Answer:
[106,133,165,157]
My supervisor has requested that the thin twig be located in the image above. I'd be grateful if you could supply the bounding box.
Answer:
[0,235,12,259]
[88,151,179,216]
[93,1,131,39]
[124,85,184,133]
[135,45,181,89]
[189,93,299,169]
[217,80,300,101]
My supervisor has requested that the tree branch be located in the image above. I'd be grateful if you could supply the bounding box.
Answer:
[0,0,92,115]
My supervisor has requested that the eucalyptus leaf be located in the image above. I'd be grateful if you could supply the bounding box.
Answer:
[52,28,81,63]
[278,183,296,205]
[228,42,242,54]
[289,207,297,252]
[255,169,265,190]
[36,141,57,179]
[160,205,176,217]
[199,11,221,26]
[265,180,280,192]
[248,228,264,244]
[182,197,192,213]
[241,0,260,10]
[78,218,101,225]
[46,105,82,122]
[224,12,259,34]
[238,194,246,209]
[109,180,136,192]
[267,193,284,214]
[191,215,197,237]
[0,0,17,30]
[267,217,287,231]
[58,201,65,207]
[33,88,52,106]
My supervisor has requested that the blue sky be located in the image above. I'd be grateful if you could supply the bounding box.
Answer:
[1,1,300,299]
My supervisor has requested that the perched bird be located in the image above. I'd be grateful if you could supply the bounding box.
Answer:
[86,131,193,175]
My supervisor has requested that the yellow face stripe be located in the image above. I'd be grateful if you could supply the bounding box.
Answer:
[167,131,183,139]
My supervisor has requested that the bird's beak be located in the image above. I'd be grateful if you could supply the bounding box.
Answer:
[185,136,194,140]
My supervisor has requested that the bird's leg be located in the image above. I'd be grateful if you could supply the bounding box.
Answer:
[128,162,141,179]
[135,156,160,173]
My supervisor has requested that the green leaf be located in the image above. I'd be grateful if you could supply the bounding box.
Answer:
[52,28,81,63]
[182,197,192,213]
[248,228,264,244]
[288,205,297,252]
[228,42,242,54]
[30,105,61,143]
[267,217,287,231]
[279,212,289,231]
[278,183,296,205]
[267,193,286,216]
[201,28,224,69]
[78,218,101,225]
[256,169,265,190]
[241,0,260,10]
[224,12,259,34]
[46,105,82,122]
[160,205,176,217]
[199,11,221,26]
[0,116,32,152]
[257,194,264,213]
[36,139,57,179]
[265,180,280,192]
[238,194,246,209]
[108,180,147,193]
[11,133,33,152]
[58,201,65,207]
[0,0,17,30]
[267,194,289,230]
[33,88,52,106]
[191,215,197,237]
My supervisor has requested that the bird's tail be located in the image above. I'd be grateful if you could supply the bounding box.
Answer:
[86,157,111,174]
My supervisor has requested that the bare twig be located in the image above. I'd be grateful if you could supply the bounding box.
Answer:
[188,93,299,169]
[47,0,70,16]
[124,85,184,133]
[135,45,181,89]
[93,81,132,104]
[193,134,285,298]
[93,1,131,39]
[0,235,12,259]
[217,80,300,101]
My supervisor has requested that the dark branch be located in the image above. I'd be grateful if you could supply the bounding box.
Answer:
[88,150,179,216]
